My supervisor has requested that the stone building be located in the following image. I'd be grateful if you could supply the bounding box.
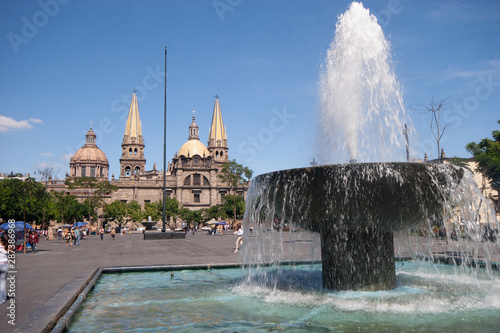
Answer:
[53,92,248,222]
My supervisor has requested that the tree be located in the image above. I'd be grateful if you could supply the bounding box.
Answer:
[202,205,225,221]
[179,208,203,226]
[52,191,87,224]
[104,200,127,226]
[466,119,500,211]
[221,195,245,221]
[127,201,143,222]
[218,159,253,224]
[36,167,57,226]
[419,97,452,162]
[144,201,162,222]
[65,177,118,226]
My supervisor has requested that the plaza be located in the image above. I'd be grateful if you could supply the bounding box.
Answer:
[1,230,499,332]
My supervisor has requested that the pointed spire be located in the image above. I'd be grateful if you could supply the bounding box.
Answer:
[208,96,227,148]
[123,92,143,144]
[189,110,199,140]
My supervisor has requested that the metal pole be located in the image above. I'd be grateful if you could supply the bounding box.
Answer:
[162,46,167,232]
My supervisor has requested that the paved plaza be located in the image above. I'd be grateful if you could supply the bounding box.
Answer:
[0,230,498,333]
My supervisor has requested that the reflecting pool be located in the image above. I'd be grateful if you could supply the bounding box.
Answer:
[68,262,499,332]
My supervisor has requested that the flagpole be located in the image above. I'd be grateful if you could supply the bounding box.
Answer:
[162,46,167,232]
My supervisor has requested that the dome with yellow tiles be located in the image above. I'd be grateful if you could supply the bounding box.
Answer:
[178,139,209,158]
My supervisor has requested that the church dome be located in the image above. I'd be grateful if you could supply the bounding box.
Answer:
[71,129,109,164]
[71,146,109,163]
[69,128,109,179]
[178,139,209,158]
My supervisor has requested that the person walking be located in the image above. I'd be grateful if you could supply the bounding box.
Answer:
[65,229,72,247]
[30,231,39,254]
[233,223,244,253]
[110,227,116,240]
[0,233,9,304]
[74,228,81,246]
[100,227,104,241]
[57,227,62,242]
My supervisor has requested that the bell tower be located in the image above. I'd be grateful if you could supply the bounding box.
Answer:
[120,91,146,177]
[207,95,228,163]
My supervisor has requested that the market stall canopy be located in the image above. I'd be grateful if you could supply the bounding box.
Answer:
[0,221,34,231]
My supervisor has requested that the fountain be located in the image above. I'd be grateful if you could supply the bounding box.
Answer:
[246,163,465,291]
[243,1,496,292]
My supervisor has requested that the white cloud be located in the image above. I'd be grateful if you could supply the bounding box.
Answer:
[40,152,53,156]
[29,118,44,124]
[0,115,44,132]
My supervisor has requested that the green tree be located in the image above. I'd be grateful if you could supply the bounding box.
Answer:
[104,200,127,226]
[218,159,253,224]
[202,205,225,221]
[179,208,202,225]
[65,177,118,226]
[127,201,143,222]
[52,191,87,223]
[221,194,245,222]
[466,119,500,210]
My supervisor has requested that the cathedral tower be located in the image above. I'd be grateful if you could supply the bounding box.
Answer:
[120,91,146,177]
[207,95,228,163]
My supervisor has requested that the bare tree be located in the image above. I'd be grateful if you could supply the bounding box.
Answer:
[36,167,58,227]
[419,97,452,163]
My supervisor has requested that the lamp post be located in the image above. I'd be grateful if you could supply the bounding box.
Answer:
[162,46,167,232]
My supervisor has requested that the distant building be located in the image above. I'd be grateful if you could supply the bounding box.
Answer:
[48,93,248,225]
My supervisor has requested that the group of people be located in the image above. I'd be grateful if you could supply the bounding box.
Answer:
[58,227,82,247]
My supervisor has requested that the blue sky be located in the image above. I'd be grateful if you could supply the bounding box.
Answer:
[1,0,499,180]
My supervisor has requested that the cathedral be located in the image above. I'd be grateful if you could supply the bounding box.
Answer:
[57,93,248,217]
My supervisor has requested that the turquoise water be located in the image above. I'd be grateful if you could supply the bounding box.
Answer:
[68,262,500,332]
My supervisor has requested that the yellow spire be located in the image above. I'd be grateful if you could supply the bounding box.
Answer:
[124,92,143,143]
[208,96,227,148]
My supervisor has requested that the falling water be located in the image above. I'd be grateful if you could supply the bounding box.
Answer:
[318,2,407,163]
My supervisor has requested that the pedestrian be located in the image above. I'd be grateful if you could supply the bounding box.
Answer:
[65,229,72,247]
[74,228,81,246]
[0,233,9,304]
[110,227,116,240]
[57,228,62,241]
[100,227,104,241]
[233,223,243,253]
[30,230,39,254]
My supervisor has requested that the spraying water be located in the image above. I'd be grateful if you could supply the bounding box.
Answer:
[318,2,407,163]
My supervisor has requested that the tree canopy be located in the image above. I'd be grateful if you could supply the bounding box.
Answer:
[466,119,500,192]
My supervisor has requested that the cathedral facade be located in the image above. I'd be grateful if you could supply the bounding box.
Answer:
[60,93,248,216]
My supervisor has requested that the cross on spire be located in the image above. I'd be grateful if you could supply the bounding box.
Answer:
[132,88,138,94]
[214,93,220,100]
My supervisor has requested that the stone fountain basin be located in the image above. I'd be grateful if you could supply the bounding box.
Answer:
[252,162,464,233]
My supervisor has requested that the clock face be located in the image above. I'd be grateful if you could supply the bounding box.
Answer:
[193,157,200,166]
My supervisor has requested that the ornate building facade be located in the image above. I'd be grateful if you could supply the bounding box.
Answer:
[58,92,248,216]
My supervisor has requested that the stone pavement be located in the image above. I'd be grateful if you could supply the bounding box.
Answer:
[0,230,498,333]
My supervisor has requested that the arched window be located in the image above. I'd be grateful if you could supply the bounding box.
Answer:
[220,151,224,157]
[125,166,131,176]
[129,148,132,155]
[134,148,137,155]
[184,175,191,185]
[134,166,140,174]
